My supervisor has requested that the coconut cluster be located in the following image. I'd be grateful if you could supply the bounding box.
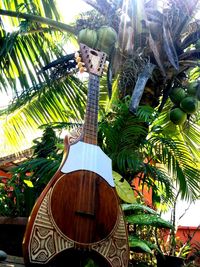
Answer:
[169,82,200,125]
[77,26,118,56]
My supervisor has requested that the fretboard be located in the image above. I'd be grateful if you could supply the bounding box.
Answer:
[83,73,99,145]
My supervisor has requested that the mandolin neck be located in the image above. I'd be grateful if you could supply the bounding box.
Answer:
[83,73,99,145]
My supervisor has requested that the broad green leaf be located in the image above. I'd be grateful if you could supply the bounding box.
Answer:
[122,203,157,214]
[126,214,173,229]
[113,171,135,203]
[128,236,153,254]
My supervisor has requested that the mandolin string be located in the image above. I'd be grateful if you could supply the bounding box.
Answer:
[89,74,99,241]
[76,46,103,243]
[75,73,99,242]
[91,74,98,220]
[89,74,96,241]
[88,74,98,242]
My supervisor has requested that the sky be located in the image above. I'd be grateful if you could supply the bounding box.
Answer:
[1,92,12,108]
[56,0,92,23]
[162,199,200,227]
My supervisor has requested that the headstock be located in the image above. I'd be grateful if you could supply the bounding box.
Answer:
[76,44,107,77]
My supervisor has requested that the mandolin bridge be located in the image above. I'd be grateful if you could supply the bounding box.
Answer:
[75,210,95,218]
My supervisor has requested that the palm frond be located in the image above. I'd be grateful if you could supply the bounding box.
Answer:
[0,0,61,21]
[147,133,200,199]
[0,76,86,156]
[1,28,67,90]
[136,105,156,123]
[0,0,77,96]
[141,164,174,201]
[182,122,200,159]
[98,101,149,173]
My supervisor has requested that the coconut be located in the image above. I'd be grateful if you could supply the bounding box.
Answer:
[180,96,198,114]
[169,87,187,104]
[187,81,198,96]
[169,107,187,125]
[78,28,97,49]
[96,26,117,55]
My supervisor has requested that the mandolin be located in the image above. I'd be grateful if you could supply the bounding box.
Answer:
[23,44,129,267]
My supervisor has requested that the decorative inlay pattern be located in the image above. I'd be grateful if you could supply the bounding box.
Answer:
[29,190,129,266]
[92,209,129,267]
[29,191,74,264]
[68,127,83,144]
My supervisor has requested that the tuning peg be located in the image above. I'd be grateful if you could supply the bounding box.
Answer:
[103,61,109,73]
[75,51,82,63]
[75,56,82,63]
[75,51,87,73]
[77,62,84,68]
[74,52,85,73]
[74,51,80,58]
[79,66,87,73]
[77,61,87,73]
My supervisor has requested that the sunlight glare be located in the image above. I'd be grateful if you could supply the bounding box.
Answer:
[56,0,92,23]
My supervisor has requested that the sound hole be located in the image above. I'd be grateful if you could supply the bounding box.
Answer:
[48,249,111,267]
[50,171,119,244]
[90,50,98,56]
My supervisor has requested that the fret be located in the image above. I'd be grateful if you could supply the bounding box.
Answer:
[84,124,98,134]
[83,137,97,145]
[87,95,98,102]
[85,113,98,119]
[83,133,97,139]
[88,95,98,101]
[84,127,98,135]
[88,93,98,97]
[83,73,100,145]
[86,102,98,108]
[83,129,98,137]
[85,123,98,130]
[86,106,98,112]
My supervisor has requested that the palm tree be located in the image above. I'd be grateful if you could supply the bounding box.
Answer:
[0,0,200,200]
[0,0,88,155]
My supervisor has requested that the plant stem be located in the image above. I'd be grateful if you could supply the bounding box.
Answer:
[0,9,77,35]
[169,191,180,256]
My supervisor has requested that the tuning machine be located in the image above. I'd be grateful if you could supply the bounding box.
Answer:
[75,51,87,73]
[103,61,109,73]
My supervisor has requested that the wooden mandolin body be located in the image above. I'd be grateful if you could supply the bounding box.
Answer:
[23,137,129,267]
[23,45,129,266]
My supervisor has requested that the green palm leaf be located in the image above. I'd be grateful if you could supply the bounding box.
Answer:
[0,76,86,155]
[126,214,173,229]
[122,203,157,214]
[0,0,76,96]
[128,236,154,254]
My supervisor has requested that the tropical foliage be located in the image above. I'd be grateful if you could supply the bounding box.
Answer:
[99,98,200,200]
[0,0,86,155]
[0,0,200,199]
[0,2,200,267]
[122,202,172,266]
[0,125,61,216]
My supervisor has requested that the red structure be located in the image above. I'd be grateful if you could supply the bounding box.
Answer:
[0,169,11,179]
